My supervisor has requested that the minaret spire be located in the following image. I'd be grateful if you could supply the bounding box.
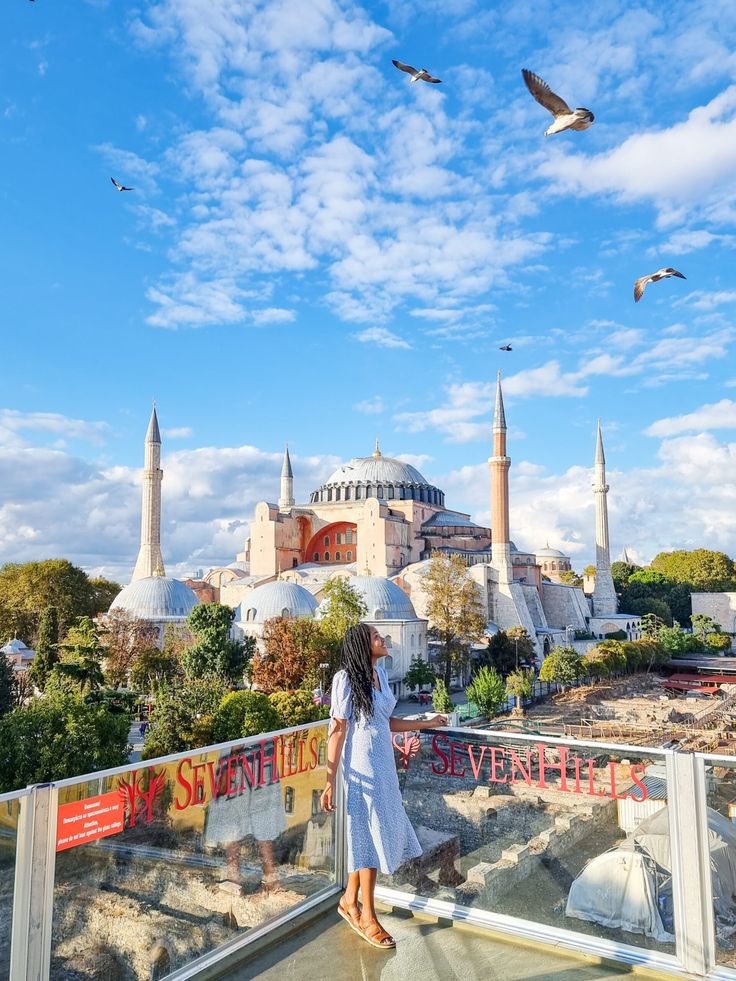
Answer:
[132,403,165,582]
[489,371,512,583]
[592,420,617,615]
[279,443,295,510]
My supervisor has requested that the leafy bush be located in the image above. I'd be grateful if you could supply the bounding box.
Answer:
[432,679,454,714]
[506,668,535,711]
[212,690,283,742]
[142,677,226,759]
[466,666,506,719]
[539,647,585,688]
[604,629,628,641]
[706,632,733,653]
[268,689,328,727]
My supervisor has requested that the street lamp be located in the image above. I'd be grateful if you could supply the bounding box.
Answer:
[565,624,574,647]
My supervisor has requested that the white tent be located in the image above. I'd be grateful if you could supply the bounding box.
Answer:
[566,805,736,942]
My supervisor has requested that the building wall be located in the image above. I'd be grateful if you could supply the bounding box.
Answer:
[539,582,590,632]
[691,593,736,634]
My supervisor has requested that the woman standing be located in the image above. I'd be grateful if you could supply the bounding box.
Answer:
[320,623,447,949]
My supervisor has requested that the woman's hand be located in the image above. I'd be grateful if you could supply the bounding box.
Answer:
[419,713,448,729]
[320,783,335,812]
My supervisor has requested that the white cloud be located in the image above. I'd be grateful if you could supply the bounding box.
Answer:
[677,290,736,311]
[0,409,109,448]
[353,327,411,349]
[645,399,736,437]
[161,427,193,439]
[353,396,385,414]
[251,307,296,325]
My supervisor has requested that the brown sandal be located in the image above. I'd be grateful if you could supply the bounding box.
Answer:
[337,898,363,935]
[359,918,396,949]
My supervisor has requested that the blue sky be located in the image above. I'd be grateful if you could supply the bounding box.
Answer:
[2,0,736,581]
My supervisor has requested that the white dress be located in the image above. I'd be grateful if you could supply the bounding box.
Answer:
[330,665,422,874]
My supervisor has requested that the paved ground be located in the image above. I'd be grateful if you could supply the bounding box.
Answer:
[127,721,144,762]
[224,906,635,981]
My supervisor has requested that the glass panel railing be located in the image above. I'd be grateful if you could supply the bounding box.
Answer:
[0,790,25,981]
[697,754,736,975]
[381,728,677,956]
[50,723,333,979]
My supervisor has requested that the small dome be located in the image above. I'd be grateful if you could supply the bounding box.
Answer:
[535,544,568,558]
[317,575,417,622]
[110,576,198,620]
[237,579,318,624]
[1,638,32,655]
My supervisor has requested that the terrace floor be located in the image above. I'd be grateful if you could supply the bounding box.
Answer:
[223,904,643,981]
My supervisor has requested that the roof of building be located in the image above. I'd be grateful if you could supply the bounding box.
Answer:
[320,454,433,490]
[110,575,198,620]
[421,511,485,530]
[237,579,318,624]
[317,575,418,622]
[535,543,568,558]
[1,638,35,658]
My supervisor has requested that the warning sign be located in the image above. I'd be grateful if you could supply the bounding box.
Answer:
[56,791,124,852]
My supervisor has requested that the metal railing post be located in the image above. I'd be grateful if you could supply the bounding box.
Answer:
[334,762,348,889]
[9,784,57,981]
[667,751,715,976]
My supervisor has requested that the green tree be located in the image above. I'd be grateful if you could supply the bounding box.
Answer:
[402,654,436,691]
[251,617,330,693]
[611,561,642,594]
[212,690,283,741]
[506,668,535,714]
[706,633,733,653]
[88,576,122,611]
[0,655,14,718]
[130,645,182,693]
[142,677,227,759]
[658,623,697,657]
[421,553,486,686]
[627,597,673,625]
[466,666,506,719]
[0,694,130,793]
[481,627,536,677]
[559,569,583,587]
[182,603,250,684]
[651,549,736,591]
[691,613,719,642]
[639,612,666,639]
[28,605,59,690]
[583,564,598,579]
[53,617,106,692]
[268,690,328,727]
[432,678,454,714]
[318,577,367,672]
[100,609,159,687]
[584,640,626,680]
[538,647,585,689]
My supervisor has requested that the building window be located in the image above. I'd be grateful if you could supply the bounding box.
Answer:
[357,485,364,499]
[374,608,384,620]
[336,533,342,544]
[377,485,384,498]
[346,550,352,561]
[336,551,341,560]
[335,487,341,501]
[410,634,415,647]
[346,529,353,544]
[384,636,392,649]
[388,485,395,499]
[313,552,319,562]
[318,740,326,765]
[285,787,295,814]
[281,607,290,617]
[324,551,330,561]
[345,486,351,500]
[323,536,330,546]
[311,790,321,816]
[327,489,333,502]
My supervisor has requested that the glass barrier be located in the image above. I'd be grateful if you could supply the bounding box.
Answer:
[50,723,334,980]
[698,754,736,975]
[0,791,24,981]
[380,728,677,957]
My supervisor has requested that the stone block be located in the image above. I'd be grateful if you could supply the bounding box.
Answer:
[501,844,529,864]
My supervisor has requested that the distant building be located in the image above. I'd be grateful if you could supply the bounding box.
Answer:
[1,638,35,674]
[691,593,736,646]
[535,544,573,582]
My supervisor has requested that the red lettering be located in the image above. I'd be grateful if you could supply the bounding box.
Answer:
[608,762,629,801]
[259,739,280,787]
[309,736,319,770]
[449,741,466,777]
[536,743,569,791]
[175,758,193,810]
[629,763,649,802]
[586,759,608,798]
[570,756,584,795]
[489,746,507,784]
[467,745,487,780]
[297,739,306,773]
[509,749,531,786]
[431,733,450,775]
[192,763,206,804]
[225,756,238,795]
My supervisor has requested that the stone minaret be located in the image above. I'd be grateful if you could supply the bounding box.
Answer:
[279,444,295,510]
[489,371,512,583]
[132,404,165,582]
[592,420,617,615]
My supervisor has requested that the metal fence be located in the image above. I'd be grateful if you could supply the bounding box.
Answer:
[5,722,736,979]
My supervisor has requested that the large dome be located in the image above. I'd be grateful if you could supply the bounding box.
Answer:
[317,575,417,621]
[311,445,444,507]
[110,576,198,620]
[237,579,318,625]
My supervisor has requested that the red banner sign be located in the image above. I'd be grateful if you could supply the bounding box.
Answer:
[56,791,125,852]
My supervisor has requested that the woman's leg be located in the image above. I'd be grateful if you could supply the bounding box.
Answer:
[358,868,394,945]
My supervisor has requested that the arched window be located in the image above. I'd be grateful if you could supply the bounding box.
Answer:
[374,608,385,620]
[377,485,384,498]
[346,550,353,561]
[384,654,394,672]
[366,484,373,498]
[323,535,330,546]
[313,552,319,562]
[344,486,351,500]
[384,636,393,649]
[324,551,330,562]
[284,787,295,814]
[388,485,395,499]
[336,533,342,544]
[410,634,416,647]
[281,607,290,617]
[327,488,333,502]
[335,551,341,561]
[356,485,364,499]
[335,487,341,501]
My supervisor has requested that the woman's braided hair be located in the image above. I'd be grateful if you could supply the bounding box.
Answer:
[341,623,374,722]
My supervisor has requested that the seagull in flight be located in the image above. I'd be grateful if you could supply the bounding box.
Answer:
[111,177,134,192]
[634,267,686,303]
[392,60,442,85]
[499,344,513,352]
[521,69,594,136]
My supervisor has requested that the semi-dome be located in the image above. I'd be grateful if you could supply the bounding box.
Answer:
[317,575,417,622]
[237,579,318,624]
[310,442,445,507]
[110,575,198,620]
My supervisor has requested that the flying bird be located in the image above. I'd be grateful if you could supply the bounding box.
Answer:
[392,60,442,84]
[111,177,134,192]
[499,344,513,352]
[633,267,686,303]
[521,69,594,136]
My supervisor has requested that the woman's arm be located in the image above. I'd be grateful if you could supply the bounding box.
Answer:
[320,718,348,812]
[389,713,447,732]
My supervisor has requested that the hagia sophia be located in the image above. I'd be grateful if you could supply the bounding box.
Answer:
[109,376,639,697]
